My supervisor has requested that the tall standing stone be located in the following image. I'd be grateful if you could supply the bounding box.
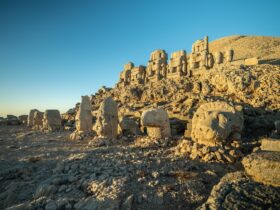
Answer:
[33,110,44,130]
[27,109,39,127]
[76,96,92,132]
[70,96,93,140]
[93,97,118,139]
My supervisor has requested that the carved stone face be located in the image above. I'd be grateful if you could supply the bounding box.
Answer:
[191,102,243,147]
[195,111,232,145]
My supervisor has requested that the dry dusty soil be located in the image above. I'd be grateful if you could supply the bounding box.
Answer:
[1,126,280,210]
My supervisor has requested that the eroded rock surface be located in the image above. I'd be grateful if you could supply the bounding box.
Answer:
[93,97,118,139]
[191,101,243,146]
[141,108,171,139]
[42,110,62,132]
[242,151,280,187]
[70,96,93,140]
[198,171,280,210]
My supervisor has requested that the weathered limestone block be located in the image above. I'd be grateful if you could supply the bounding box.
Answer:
[242,151,280,187]
[93,97,118,139]
[215,52,223,64]
[141,108,171,139]
[33,111,44,129]
[43,110,61,131]
[130,66,146,85]
[146,50,168,82]
[70,96,93,140]
[245,57,259,65]
[18,115,28,125]
[226,49,234,62]
[261,138,280,152]
[6,115,20,125]
[119,62,134,85]
[119,117,141,136]
[76,96,92,132]
[167,50,187,80]
[191,102,243,146]
[27,109,39,127]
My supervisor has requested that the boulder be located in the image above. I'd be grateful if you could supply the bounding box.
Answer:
[18,115,28,125]
[43,110,61,131]
[119,117,141,136]
[198,171,280,209]
[242,151,280,187]
[141,108,171,138]
[6,115,20,125]
[93,97,118,139]
[191,101,243,146]
[75,96,92,132]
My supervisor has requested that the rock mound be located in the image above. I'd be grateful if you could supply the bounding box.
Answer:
[198,171,280,210]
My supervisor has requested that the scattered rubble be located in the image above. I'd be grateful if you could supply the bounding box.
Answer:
[1,35,280,209]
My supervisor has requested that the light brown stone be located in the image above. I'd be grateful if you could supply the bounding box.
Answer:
[242,151,280,187]
[261,138,280,152]
[93,97,118,139]
[27,109,39,127]
[75,96,92,132]
[245,57,259,65]
[191,102,243,146]
[43,110,61,131]
[141,108,171,139]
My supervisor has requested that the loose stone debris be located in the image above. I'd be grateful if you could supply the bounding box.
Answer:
[1,35,280,209]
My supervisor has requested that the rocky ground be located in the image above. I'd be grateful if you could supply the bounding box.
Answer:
[1,36,280,210]
[1,125,279,210]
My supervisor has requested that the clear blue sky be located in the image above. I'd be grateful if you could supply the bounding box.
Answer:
[0,0,279,116]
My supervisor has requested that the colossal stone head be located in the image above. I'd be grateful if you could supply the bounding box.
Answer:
[191,102,243,146]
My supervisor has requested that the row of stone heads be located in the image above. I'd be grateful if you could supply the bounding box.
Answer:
[70,95,172,140]
[27,109,62,131]
[122,49,186,71]
[71,96,245,147]
[119,48,234,84]
[121,48,234,70]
